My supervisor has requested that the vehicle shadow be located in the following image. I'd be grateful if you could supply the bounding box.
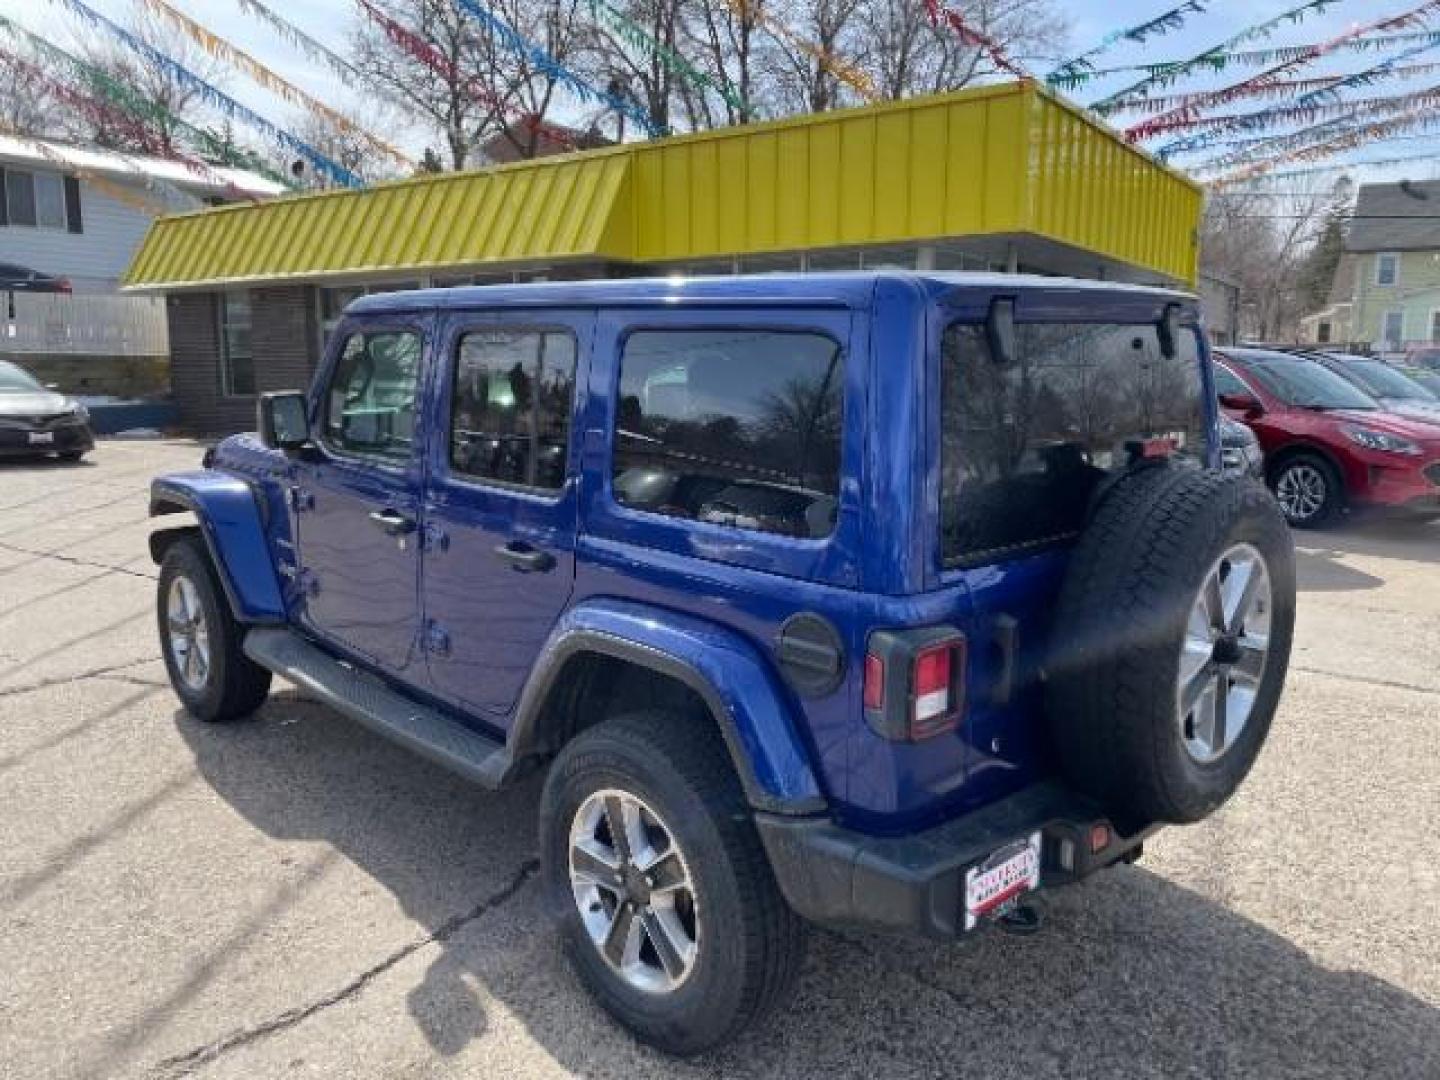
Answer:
[176,694,1440,1079]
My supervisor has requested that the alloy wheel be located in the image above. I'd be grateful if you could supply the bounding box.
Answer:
[1177,543,1272,764]
[167,575,211,691]
[1275,463,1327,523]
[568,788,699,995]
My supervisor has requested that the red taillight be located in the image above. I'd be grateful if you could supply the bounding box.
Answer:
[863,652,885,710]
[55,278,72,294]
[911,640,963,738]
[863,629,966,741]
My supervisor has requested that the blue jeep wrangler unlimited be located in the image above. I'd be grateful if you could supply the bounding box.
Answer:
[150,273,1294,1053]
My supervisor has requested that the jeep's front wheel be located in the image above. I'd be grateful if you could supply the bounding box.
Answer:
[539,710,806,1055]
[157,536,271,722]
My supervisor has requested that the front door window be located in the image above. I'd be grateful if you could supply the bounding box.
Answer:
[323,330,423,463]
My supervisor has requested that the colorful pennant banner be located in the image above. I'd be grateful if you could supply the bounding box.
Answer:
[455,0,664,137]
[586,0,756,119]
[46,0,361,188]
[233,0,364,88]
[0,12,290,193]
[1212,102,1440,187]
[1225,148,1440,183]
[925,0,1030,80]
[1054,29,1440,91]
[355,0,586,153]
[139,0,414,172]
[1087,0,1342,113]
[1048,2,1207,84]
[1118,61,1440,114]
[1151,40,1440,156]
[718,0,880,102]
[1127,0,1440,140]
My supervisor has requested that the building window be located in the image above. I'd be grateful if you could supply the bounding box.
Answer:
[1431,311,1440,343]
[1317,320,1332,343]
[1382,310,1404,348]
[450,330,577,491]
[0,168,73,231]
[219,291,255,397]
[1376,253,1399,286]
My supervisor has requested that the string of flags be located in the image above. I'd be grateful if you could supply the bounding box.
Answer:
[0,118,178,217]
[1115,61,1440,115]
[232,0,365,89]
[46,0,362,189]
[718,0,880,102]
[1126,0,1440,141]
[0,10,292,190]
[587,0,756,120]
[924,0,1030,80]
[1088,0,1344,114]
[454,0,666,137]
[1048,2,1208,85]
[138,0,415,172]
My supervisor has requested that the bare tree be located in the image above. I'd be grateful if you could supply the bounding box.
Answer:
[291,108,407,187]
[0,44,58,138]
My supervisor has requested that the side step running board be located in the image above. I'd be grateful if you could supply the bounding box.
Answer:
[244,626,510,788]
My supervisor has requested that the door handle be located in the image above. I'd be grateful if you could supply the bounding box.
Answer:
[368,509,416,537]
[493,541,555,573]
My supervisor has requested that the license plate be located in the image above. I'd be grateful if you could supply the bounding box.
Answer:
[27,432,54,445]
[964,832,1042,930]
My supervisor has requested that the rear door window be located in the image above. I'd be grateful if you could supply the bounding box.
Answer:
[941,321,1208,566]
[613,329,843,539]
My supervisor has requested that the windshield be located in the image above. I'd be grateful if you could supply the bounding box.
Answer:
[1239,355,1378,411]
[1402,367,1440,396]
[0,361,43,393]
[1342,360,1439,402]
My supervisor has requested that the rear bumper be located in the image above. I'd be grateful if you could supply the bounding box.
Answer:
[757,782,1158,939]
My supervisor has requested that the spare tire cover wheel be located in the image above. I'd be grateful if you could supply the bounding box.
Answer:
[1044,465,1296,825]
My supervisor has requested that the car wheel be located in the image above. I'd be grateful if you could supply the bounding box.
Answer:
[58,450,86,462]
[157,536,271,722]
[539,710,806,1055]
[1271,454,1341,528]
[1046,465,1296,825]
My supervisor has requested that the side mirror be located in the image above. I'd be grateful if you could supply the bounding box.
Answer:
[1218,391,1263,416]
[986,297,1017,366]
[259,391,311,451]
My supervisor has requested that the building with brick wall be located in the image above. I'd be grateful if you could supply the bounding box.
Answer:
[122,84,1205,435]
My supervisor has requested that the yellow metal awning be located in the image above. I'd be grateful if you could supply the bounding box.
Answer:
[124,83,1202,291]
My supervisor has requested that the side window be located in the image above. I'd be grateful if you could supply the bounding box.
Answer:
[323,330,423,462]
[450,329,577,491]
[941,321,1208,565]
[1214,365,1251,398]
[612,329,844,539]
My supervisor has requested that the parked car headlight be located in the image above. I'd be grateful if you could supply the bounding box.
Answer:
[69,401,89,421]
[1341,424,1420,455]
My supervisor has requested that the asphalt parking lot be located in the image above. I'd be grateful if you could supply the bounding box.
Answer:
[2,440,1438,1080]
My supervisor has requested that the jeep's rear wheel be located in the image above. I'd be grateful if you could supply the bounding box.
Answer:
[1046,466,1296,825]
[157,536,272,722]
[539,710,805,1055]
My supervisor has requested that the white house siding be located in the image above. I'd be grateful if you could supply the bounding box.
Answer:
[0,174,168,293]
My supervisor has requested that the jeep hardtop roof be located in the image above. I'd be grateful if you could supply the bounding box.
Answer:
[347,271,1195,317]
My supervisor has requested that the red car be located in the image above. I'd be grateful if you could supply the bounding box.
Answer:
[1215,347,1440,527]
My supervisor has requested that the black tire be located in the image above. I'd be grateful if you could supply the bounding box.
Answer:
[539,710,806,1056]
[156,536,271,722]
[59,450,86,462]
[1045,465,1296,825]
[1270,452,1342,528]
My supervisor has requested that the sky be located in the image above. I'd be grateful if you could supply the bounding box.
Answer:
[0,0,1433,192]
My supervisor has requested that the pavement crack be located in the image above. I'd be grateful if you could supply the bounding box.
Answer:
[1292,664,1440,699]
[0,656,164,698]
[147,857,541,1079]
[0,539,155,580]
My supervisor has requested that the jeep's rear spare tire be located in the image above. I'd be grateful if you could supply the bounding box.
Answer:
[1045,465,1295,825]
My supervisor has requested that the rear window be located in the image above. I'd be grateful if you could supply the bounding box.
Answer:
[613,329,843,539]
[941,321,1208,566]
